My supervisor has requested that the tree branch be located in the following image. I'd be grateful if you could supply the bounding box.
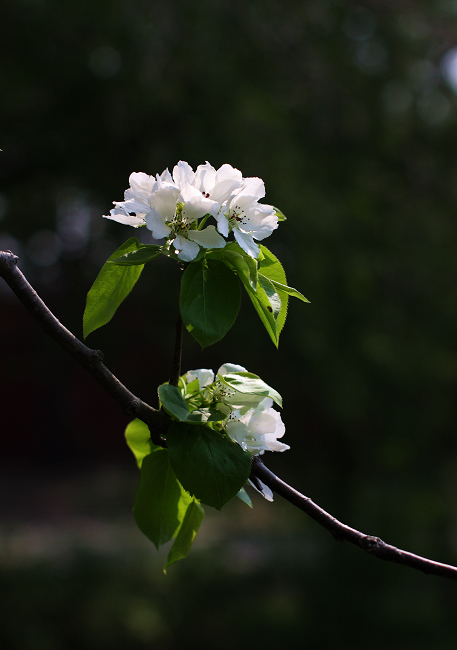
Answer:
[0,251,168,446]
[2,249,457,581]
[250,456,457,581]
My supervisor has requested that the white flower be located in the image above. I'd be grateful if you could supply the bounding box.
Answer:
[215,363,273,412]
[186,368,215,390]
[192,162,243,204]
[103,161,280,262]
[104,170,171,229]
[217,363,247,375]
[226,397,289,455]
[217,177,278,258]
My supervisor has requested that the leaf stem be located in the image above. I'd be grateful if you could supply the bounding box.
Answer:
[170,313,183,387]
[197,214,210,230]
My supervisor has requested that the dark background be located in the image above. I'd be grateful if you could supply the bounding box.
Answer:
[2,0,457,647]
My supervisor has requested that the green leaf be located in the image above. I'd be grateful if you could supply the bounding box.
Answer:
[125,418,159,468]
[133,450,193,549]
[110,244,162,265]
[218,372,282,407]
[257,245,290,340]
[167,422,252,510]
[269,279,310,303]
[184,378,200,395]
[164,500,205,571]
[211,242,258,291]
[186,407,228,423]
[222,251,258,292]
[180,259,241,348]
[158,384,226,423]
[273,206,287,221]
[158,384,190,421]
[236,487,253,508]
[258,274,281,321]
[83,238,144,339]
[245,277,281,346]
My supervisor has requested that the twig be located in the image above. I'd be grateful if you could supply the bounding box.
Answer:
[169,313,183,387]
[0,251,167,446]
[2,249,457,581]
[250,456,457,581]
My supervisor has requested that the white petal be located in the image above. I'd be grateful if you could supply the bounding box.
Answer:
[182,195,219,222]
[234,229,259,258]
[128,172,157,198]
[188,225,226,249]
[144,207,172,239]
[179,181,199,203]
[159,168,173,184]
[265,439,290,452]
[237,177,265,200]
[173,234,199,262]
[248,478,274,502]
[216,211,230,237]
[217,363,247,375]
[148,185,180,221]
[103,206,145,228]
[215,164,243,185]
[239,204,278,240]
[186,368,215,389]
[246,410,278,435]
[173,161,195,188]
[211,178,243,204]
[226,420,250,450]
[211,164,243,203]
[118,197,150,214]
[194,162,217,194]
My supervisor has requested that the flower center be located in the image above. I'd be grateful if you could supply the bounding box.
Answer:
[169,202,190,236]
[227,204,248,231]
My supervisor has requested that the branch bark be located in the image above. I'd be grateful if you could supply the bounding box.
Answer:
[250,456,457,580]
[0,251,168,446]
[2,249,457,581]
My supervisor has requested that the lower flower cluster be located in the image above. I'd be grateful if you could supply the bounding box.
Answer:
[182,363,289,502]
[185,363,289,455]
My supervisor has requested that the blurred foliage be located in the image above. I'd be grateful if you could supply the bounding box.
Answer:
[2,0,457,646]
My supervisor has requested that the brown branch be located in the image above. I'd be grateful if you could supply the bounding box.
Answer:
[250,456,457,581]
[0,251,168,446]
[2,249,457,581]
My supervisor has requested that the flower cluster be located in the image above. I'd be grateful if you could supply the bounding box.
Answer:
[104,161,279,261]
[183,363,288,502]
[185,363,289,456]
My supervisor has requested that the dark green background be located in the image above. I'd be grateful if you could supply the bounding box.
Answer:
[1,0,457,647]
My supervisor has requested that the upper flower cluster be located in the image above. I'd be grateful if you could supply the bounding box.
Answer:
[104,161,279,261]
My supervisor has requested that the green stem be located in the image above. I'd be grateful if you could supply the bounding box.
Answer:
[170,313,183,387]
[197,214,211,230]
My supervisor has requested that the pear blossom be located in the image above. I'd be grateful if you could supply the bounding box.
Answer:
[180,363,289,502]
[216,177,279,258]
[104,170,171,230]
[145,177,225,261]
[215,363,278,412]
[104,162,238,262]
[185,368,215,390]
[103,160,280,262]
[192,162,243,204]
[226,397,289,455]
